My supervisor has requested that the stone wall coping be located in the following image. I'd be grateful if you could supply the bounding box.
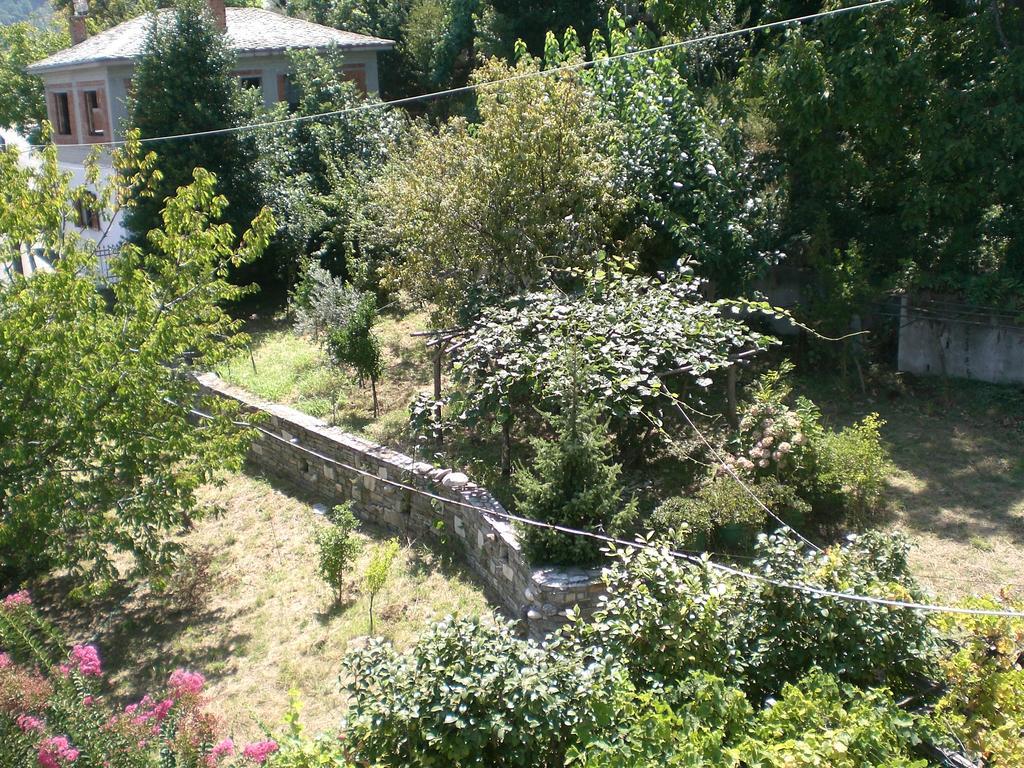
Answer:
[196,373,604,615]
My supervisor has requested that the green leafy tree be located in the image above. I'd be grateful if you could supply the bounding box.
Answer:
[0,21,68,130]
[476,0,607,59]
[0,138,275,584]
[558,13,781,290]
[125,0,265,279]
[289,255,362,341]
[243,46,407,285]
[0,0,50,25]
[284,0,416,97]
[400,0,477,90]
[360,54,626,325]
[327,292,384,417]
[364,538,399,634]
[422,269,779,470]
[746,0,1024,313]
[315,503,362,602]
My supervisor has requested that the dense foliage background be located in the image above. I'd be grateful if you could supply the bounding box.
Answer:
[3,1,1023,765]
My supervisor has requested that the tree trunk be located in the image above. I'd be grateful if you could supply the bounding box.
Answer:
[501,415,513,481]
[371,378,379,419]
[433,346,444,447]
[433,345,444,400]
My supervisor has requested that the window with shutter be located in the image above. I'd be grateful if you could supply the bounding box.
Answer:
[53,93,72,135]
[83,91,105,136]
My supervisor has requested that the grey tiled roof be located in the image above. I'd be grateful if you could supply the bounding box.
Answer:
[26,8,394,74]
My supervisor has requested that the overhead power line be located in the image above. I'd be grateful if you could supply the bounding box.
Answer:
[30,0,900,152]
[182,398,1024,620]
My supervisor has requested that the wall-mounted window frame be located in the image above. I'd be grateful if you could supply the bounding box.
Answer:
[53,92,72,135]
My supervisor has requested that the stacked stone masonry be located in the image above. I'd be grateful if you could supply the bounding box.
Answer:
[196,373,604,638]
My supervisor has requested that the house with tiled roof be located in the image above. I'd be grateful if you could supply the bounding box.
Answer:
[24,0,393,267]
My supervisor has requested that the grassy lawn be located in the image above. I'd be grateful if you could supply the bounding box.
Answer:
[219,310,1024,601]
[218,311,433,449]
[798,373,1024,600]
[35,472,492,740]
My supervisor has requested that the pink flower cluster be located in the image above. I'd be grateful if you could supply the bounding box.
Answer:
[122,695,175,730]
[2,589,32,610]
[168,669,206,697]
[16,713,45,732]
[206,738,235,766]
[733,403,805,473]
[37,735,79,767]
[241,740,279,764]
[69,645,102,678]
[0,651,11,669]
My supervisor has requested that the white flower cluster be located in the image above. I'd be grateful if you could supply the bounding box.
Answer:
[731,402,805,472]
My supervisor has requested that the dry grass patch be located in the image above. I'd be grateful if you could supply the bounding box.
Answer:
[36,472,492,740]
[800,374,1024,601]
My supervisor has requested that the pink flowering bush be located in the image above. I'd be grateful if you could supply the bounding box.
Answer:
[69,645,102,678]
[728,364,813,480]
[0,592,348,768]
[169,668,207,697]
[37,735,80,767]
[0,592,232,768]
[241,740,279,763]
[2,590,32,609]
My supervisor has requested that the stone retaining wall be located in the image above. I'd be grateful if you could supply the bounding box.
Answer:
[196,373,604,638]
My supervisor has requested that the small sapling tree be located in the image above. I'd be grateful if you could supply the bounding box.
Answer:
[328,292,384,417]
[315,503,361,603]
[365,539,400,634]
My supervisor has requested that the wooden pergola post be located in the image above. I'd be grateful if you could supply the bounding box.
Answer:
[726,364,739,428]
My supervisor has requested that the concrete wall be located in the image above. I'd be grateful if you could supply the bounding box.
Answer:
[897,297,1024,385]
[196,373,605,638]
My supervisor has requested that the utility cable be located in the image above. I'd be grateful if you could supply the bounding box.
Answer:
[29,0,900,152]
[180,396,1024,619]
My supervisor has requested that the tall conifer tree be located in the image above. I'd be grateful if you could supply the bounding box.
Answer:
[125,0,261,272]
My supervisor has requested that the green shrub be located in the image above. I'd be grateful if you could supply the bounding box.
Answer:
[265,690,350,768]
[328,293,384,417]
[569,669,927,768]
[315,503,361,602]
[729,364,892,536]
[813,413,892,530]
[930,598,1024,768]
[514,399,637,567]
[738,670,928,767]
[580,532,938,700]
[651,476,810,554]
[650,495,714,551]
[567,671,753,768]
[341,616,609,768]
[290,256,362,343]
